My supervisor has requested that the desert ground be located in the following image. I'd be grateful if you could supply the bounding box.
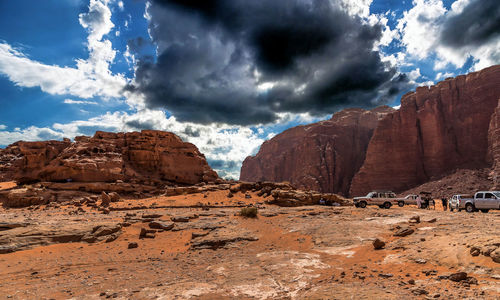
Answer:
[0,182,499,300]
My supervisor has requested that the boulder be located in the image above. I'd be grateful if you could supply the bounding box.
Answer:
[393,227,415,237]
[372,238,386,250]
[149,221,174,231]
[100,192,111,207]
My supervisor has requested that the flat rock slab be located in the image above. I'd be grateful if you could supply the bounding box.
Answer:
[190,228,259,250]
[0,222,122,253]
[149,221,175,231]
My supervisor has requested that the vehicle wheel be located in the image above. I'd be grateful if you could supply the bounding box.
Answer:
[358,201,367,208]
[398,201,404,207]
[450,207,454,212]
[480,209,489,213]
[465,203,475,213]
[354,203,359,208]
[383,202,392,209]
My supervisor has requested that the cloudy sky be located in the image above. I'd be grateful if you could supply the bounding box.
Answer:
[0,0,499,178]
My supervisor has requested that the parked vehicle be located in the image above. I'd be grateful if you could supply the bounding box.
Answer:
[397,194,418,207]
[450,191,500,213]
[354,191,398,209]
[449,194,472,212]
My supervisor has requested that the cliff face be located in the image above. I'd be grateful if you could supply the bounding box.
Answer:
[350,65,500,196]
[0,130,218,185]
[240,106,394,196]
[488,99,500,189]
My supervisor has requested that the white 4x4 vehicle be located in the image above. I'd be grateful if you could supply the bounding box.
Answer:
[450,191,500,213]
[354,191,398,209]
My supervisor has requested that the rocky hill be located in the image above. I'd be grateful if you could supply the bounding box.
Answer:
[241,65,500,196]
[0,130,218,185]
[350,65,500,196]
[240,106,394,196]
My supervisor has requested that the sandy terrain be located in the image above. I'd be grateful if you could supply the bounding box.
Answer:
[0,189,499,299]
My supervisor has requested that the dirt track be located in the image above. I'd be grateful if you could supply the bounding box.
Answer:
[0,188,499,299]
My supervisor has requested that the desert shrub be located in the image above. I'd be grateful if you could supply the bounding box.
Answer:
[239,206,258,218]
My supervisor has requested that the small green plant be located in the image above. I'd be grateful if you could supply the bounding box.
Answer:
[239,206,258,218]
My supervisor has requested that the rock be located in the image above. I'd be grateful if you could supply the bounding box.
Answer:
[141,214,162,219]
[372,238,385,250]
[470,246,481,256]
[100,192,111,207]
[351,65,500,195]
[409,216,420,224]
[128,242,138,249]
[227,192,234,198]
[268,189,350,207]
[108,192,120,202]
[245,192,252,199]
[240,106,394,196]
[139,228,156,239]
[92,224,121,237]
[148,221,174,231]
[414,259,427,264]
[411,288,428,296]
[190,228,259,250]
[490,248,500,263]
[489,98,500,189]
[0,188,49,208]
[0,130,218,185]
[378,273,393,278]
[426,218,437,223]
[393,227,415,237]
[0,222,29,230]
[448,272,468,282]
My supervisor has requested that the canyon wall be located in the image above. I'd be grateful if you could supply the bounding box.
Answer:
[240,106,394,196]
[488,99,500,189]
[350,65,500,196]
[0,130,218,185]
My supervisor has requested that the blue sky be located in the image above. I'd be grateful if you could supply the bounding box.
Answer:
[0,0,499,179]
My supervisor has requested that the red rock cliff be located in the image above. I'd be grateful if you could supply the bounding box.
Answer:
[488,99,500,189]
[350,65,500,196]
[240,106,394,196]
[0,130,218,185]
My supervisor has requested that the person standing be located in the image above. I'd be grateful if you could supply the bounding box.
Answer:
[416,194,422,209]
[441,198,447,211]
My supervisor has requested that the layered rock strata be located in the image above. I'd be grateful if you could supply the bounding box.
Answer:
[0,130,218,185]
[350,65,500,196]
[240,106,394,196]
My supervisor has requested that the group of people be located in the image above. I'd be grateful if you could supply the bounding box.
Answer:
[416,194,434,209]
[415,194,449,210]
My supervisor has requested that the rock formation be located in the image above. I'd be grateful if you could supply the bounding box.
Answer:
[240,106,394,196]
[350,65,500,196]
[488,99,500,189]
[0,130,218,185]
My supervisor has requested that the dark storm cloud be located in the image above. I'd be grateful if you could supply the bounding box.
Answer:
[441,0,500,47]
[127,0,409,125]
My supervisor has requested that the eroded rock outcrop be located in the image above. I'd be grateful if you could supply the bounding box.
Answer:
[240,106,394,196]
[0,130,218,185]
[350,65,500,196]
[488,99,500,189]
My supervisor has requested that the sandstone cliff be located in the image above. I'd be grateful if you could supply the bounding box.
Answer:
[0,130,218,185]
[240,106,394,196]
[488,99,500,189]
[350,65,500,196]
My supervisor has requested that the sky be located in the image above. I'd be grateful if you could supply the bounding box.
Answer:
[0,0,499,179]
